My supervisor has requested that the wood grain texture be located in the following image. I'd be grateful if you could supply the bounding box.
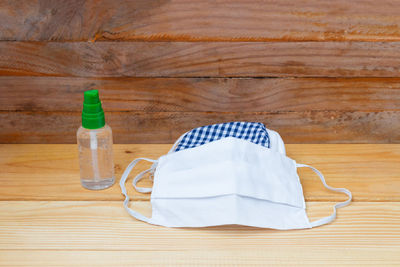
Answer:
[1,111,399,143]
[0,201,399,250]
[1,77,400,112]
[1,144,399,201]
[1,1,399,265]
[2,42,400,77]
[1,0,400,42]
[2,248,399,267]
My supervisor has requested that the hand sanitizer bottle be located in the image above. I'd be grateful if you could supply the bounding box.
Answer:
[77,90,114,190]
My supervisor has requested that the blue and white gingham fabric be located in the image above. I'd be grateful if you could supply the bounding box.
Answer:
[174,121,270,152]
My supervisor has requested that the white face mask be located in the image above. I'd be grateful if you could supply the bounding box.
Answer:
[120,127,351,229]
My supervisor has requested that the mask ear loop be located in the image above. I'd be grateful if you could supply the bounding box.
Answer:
[120,157,158,222]
[120,133,188,222]
[296,163,352,227]
[143,131,188,182]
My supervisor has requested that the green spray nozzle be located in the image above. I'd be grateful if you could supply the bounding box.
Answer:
[82,90,105,129]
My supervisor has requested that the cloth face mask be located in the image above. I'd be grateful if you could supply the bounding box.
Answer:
[173,121,285,154]
[120,124,352,229]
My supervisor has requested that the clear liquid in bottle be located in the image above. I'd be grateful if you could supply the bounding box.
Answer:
[78,89,114,190]
[77,125,115,190]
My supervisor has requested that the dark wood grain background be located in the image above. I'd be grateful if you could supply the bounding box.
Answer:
[1,0,399,143]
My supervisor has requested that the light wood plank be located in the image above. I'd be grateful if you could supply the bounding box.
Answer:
[1,77,400,112]
[0,144,399,201]
[1,248,399,266]
[1,0,400,42]
[0,201,399,250]
[1,111,400,144]
[2,42,400,77]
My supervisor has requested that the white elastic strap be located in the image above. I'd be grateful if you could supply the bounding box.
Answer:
[120,157,158,222]
[296,163,352,227]
[133,168,153,193]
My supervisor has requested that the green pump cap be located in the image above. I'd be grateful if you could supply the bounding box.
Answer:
[82,90,105,129]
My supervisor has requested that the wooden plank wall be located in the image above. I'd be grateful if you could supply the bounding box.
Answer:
[1,0,399,144]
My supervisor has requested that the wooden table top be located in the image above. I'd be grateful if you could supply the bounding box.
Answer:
[0,144,399,266]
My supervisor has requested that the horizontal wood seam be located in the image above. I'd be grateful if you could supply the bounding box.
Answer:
[3,110,400,113]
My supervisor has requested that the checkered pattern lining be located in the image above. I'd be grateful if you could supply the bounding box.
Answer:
[174,121,270,152]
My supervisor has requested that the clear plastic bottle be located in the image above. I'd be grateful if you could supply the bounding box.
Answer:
[77,90,115,190]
